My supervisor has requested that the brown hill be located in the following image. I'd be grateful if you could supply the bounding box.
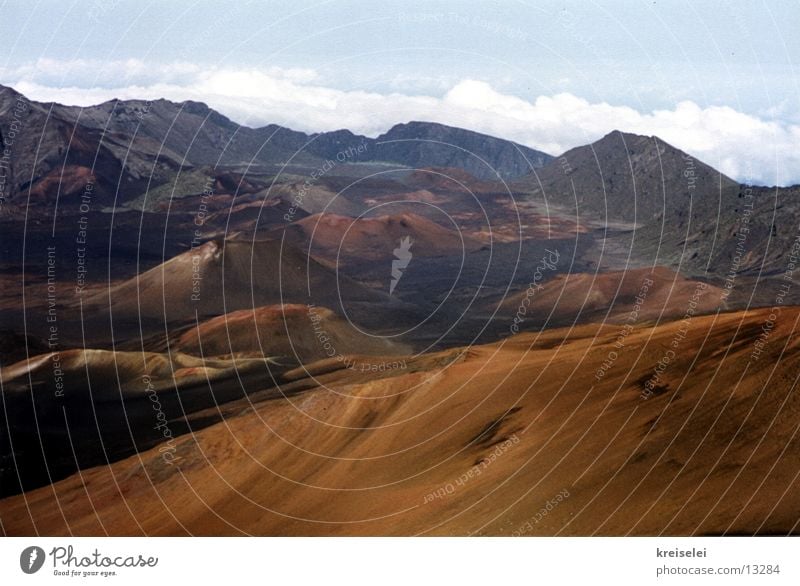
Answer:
[0,348,288,496]
[81,238,387,322]
[280,212,483,262]
[1,347,271,400]
[2,306,798,535]
[499,266,725,326]
[176,303,409,361]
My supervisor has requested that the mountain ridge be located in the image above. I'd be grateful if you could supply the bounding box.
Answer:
[0,84,554,207]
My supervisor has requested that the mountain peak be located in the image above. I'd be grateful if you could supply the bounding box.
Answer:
[379,120,493,141]
[373,120,553,179]
[179,99,212,115]
[0,84,24,109]
[584,129,714,167]
[387,120,446,131]
[597,129,650,142]
[517,128,738,224]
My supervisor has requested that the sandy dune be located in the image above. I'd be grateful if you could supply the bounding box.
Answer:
[0,347,293,497]
[2,306,798,536]
[176,303,409,361]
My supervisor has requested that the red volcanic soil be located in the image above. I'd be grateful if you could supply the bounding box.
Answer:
[500,266,725,324]
[2,306,798,536]
[282,212,483,261]
[176,303,408,361]
[27,165,96,201]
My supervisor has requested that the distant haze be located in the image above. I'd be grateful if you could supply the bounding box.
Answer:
[1,0,798,185]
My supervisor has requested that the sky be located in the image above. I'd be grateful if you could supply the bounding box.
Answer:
[1,0,798,185]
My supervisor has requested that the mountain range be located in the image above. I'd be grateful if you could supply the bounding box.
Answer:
[0,84,551,209]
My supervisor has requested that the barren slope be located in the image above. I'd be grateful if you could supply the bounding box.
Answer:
[175,303,409,360]
[280,212,483,262]
[2,307,798,536]
[498,266,726,326]
[81,238,387,322]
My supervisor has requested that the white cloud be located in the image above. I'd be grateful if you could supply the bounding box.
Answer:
[2,60,799,185]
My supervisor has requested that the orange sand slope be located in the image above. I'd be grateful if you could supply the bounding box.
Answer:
[499,266,725,325]
[2,307,798,536]
[80,238,385,321]
[176,303,408,361]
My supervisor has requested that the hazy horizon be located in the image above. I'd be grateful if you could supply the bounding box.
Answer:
[1,0,798,185]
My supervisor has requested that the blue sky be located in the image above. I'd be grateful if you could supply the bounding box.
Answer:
[1,0,798,184]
